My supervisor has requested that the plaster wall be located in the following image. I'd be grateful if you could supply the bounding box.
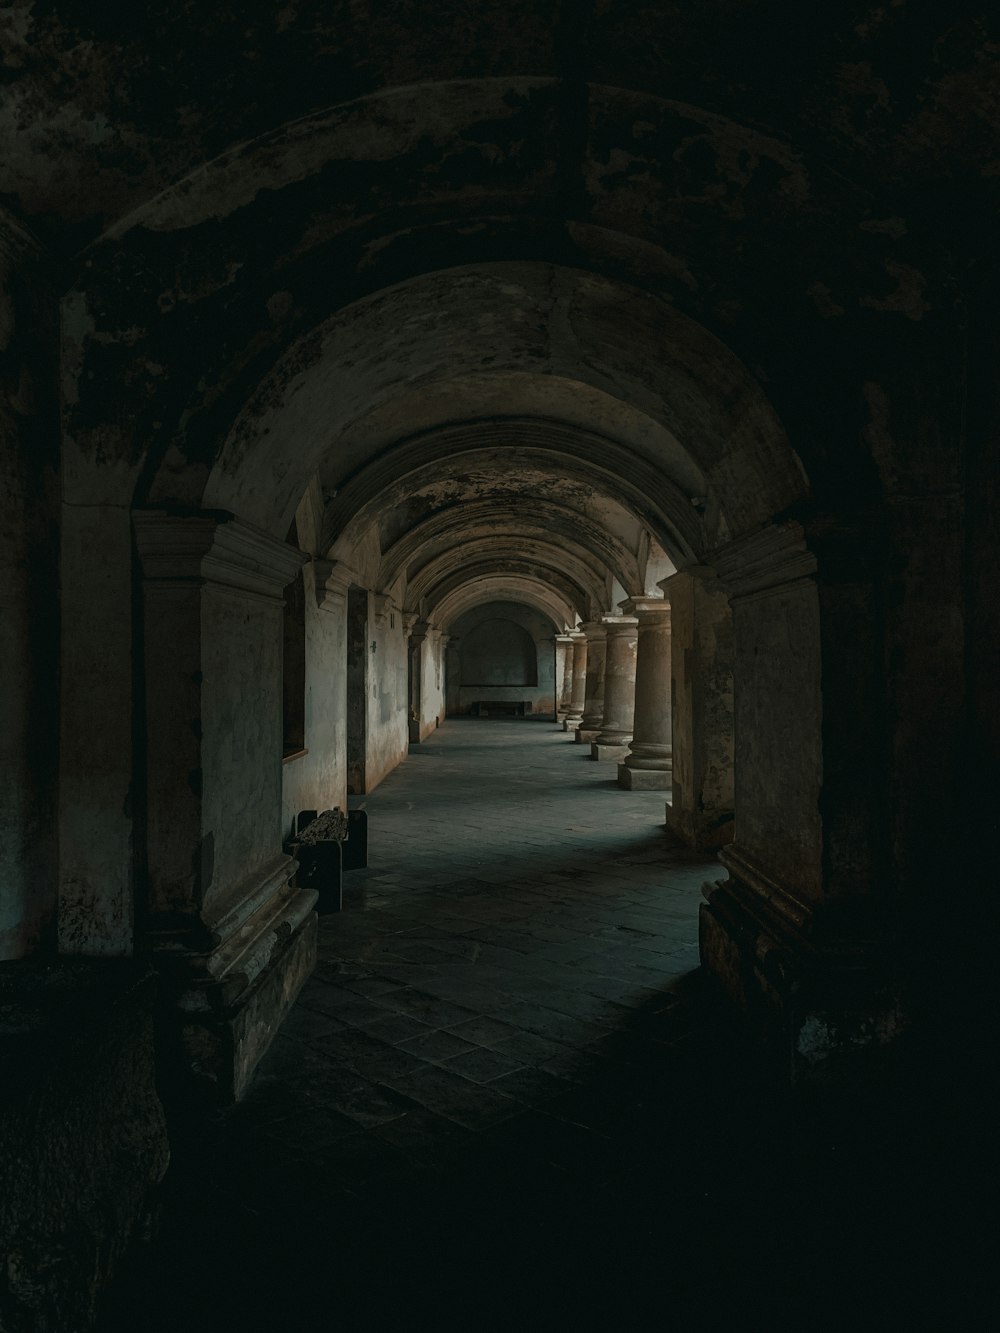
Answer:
[281,565,348,841]
[414,634,445,740]
[365,601,409,792]
[0,238,58,959]
[200,586,285,914]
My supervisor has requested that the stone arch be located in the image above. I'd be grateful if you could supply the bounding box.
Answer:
[54,76,937,1083]
[431,577,578,634]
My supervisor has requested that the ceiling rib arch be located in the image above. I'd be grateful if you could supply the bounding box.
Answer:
[380,503,643,600]
[325,422,703,570]
[430,577,579,634]
[405,539,609,618]
[198,262,799,554]
[414,558,596,625]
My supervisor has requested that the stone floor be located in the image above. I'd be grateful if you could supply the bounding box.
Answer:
[100,721,984,1330]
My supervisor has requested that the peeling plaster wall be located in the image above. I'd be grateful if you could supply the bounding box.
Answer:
[365,600,408,793]
[413,633,445,742]
[281,564,348,841]
[0,231,58,960]
[200,587,285,915]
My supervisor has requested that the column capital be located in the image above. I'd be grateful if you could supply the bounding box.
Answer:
[409,618,438,643]
[554,632,576,644]
[133,510,307,600]
[619,595,670,621]
[312,559,357,612]
[578,619,608,639]
[372,592,399,622]
[708,522,816,602]
[658,565,717,596]
[600,612,639,636]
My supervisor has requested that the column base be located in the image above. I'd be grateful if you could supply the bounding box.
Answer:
[155,857,318,1104]
[617,762,672,790]
[701,845,906,1085]
[591,741,631,761]
[576,727,601,743]
[562,717,583,732]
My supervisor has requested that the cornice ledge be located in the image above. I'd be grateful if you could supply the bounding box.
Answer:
[133,510,306,596]
[312,558,357,611]
[710,522,816,601]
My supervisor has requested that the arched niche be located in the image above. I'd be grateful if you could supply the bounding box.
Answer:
[447,602,558,719]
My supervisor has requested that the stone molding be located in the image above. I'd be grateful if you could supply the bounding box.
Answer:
[187,858,317,1008]
[312,558,357,612]
[619,594,671,623]
[577,619,608,641]
[710,521,817,604]
[715,842,813,936]
[371,592,397,622]
[410,618,438,644]
[600,612,639,636]
[134,510,306,601]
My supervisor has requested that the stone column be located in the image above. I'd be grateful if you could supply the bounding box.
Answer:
[618,595,673,790]
[562,632,588,731]
[554,634,575,723]
[591,614,639,760]
[661,567,734,847]
[575,620,608,743]
[133,511,318,1102]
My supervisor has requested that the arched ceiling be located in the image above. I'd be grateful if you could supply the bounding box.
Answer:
[432,578,578,635]
[14,3,990,637]
[2,5,993,248]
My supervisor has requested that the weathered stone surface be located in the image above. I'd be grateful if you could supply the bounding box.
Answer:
[0,961,169,1331]
[295,809,350,845]
[662,569,733,847]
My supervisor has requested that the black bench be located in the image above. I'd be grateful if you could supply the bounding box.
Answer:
[473,700,531,717]
[287,806,368,913]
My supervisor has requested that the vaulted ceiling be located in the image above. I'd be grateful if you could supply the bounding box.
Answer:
[4,2,994,627]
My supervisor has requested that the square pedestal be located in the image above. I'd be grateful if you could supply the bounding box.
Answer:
[576,728,600,743]
[618,763,672,790]
[591,741,630,762]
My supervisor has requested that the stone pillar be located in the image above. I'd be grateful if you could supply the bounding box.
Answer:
[562,632,588,731]
[661,567,734,847]
[555,634,575,723]
[133,511,318,1103]
[575,620,608,743]
[617,595,673,790]
[591,614,639,760]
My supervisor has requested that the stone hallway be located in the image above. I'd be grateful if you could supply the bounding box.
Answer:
[99,722,978,1330]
